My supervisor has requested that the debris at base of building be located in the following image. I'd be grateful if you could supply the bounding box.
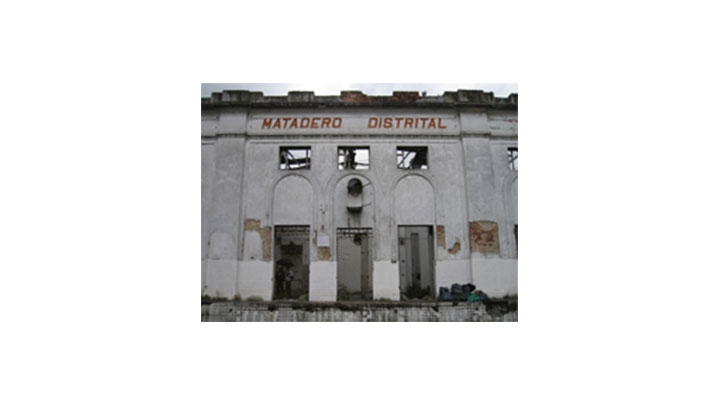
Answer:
[438,283,493,303]
[202,300,517,322]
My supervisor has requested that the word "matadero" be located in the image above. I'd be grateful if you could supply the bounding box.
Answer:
[262,117,343,129]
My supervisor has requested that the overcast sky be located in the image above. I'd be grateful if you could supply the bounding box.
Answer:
[201,83,517,98]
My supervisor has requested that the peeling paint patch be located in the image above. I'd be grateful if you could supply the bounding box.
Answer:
[244,219,272,261]
[317,247,331,261]
[448,238,461,255]
[469,221,500,254]
[436,225,446,249]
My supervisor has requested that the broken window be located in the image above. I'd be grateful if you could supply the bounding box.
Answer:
[279,147,311,170]
[508,147,518,171]
[338,146,370,170]
[396,146,428,170]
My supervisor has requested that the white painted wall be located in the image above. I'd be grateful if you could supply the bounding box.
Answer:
[237,261,273,301]
[309,261,336,301]
[205,259,237,298]
[436,259,472,293]
[243,231,264,262]
[373,261,400,300]
[471,258,518,297]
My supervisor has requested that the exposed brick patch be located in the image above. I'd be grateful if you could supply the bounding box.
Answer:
[244,219,272,261]
[448,238,461,255]
[469,221,500,254]
[317,247,331,261]
[436,225,446,249]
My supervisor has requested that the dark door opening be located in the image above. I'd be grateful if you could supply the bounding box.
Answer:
[337,228,373,300]
[398,226,435,299]
[274,225,310,300]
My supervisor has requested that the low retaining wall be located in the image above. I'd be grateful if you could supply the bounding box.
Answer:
[201,301,518,322]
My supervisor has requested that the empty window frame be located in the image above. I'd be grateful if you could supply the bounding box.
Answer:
[338,146,370,170]
[279,146,311,170]
[508,147,518,171]
[396,146,428,170]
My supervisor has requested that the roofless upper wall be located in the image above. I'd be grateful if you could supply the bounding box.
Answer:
[201,90,518,110]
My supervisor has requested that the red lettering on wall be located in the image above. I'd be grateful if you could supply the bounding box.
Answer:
[259,116,447,130]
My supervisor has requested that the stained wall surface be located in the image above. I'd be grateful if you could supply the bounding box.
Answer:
[201,90,518,300]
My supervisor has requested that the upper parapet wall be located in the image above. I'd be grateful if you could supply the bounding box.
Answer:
[202,90,518,109]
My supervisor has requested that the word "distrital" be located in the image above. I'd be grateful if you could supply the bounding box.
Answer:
[260,116,448,130]
[367,117,447,129]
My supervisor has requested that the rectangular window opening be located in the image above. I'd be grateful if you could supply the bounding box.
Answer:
[508,147,518,171]
[338,146,370,170]
[279,146,311,170]
[396,146,428,170]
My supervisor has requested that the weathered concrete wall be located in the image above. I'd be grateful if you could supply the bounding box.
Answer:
[237,261,272,301]
[394,174,434,224]
[201,140,215,263]
[460,110,518,296]
[201,90,517,301]
[471,258,518,297]
[373,261,400,300]
[436,260,473,292]
[202,302,518,322]
[274,175,313,225]
[309,261,335,301]
[205,259,236,298]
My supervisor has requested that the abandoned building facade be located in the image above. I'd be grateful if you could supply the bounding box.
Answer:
[201,89,518,301]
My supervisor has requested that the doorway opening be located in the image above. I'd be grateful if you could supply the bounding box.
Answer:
[398,226,435,299]
[336,228,373,300]
[273,225,310,300]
